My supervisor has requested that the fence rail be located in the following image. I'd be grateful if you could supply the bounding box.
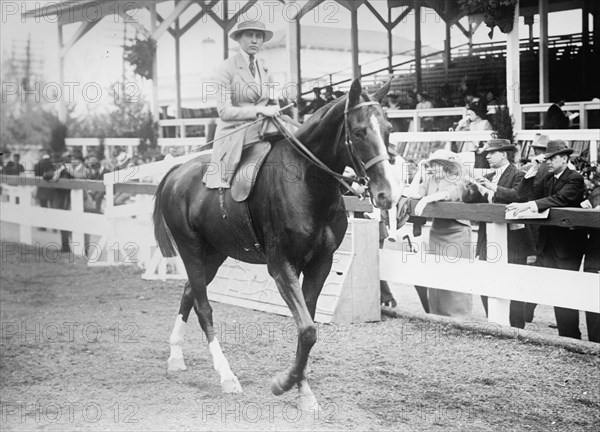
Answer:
[2,150,599,329]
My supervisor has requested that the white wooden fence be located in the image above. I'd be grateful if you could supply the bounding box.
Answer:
[2,130,599,329]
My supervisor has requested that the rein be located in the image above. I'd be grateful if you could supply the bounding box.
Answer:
[274,99,389,198]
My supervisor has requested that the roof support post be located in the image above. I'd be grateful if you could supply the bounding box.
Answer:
[414,1,422,92]
[351,6,360,80]
[506,0,521,129]
[149,3,160,128]
[539,0,549,103]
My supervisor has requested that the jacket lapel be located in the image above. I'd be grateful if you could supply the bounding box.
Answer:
[235,52,261,101]
[552,168,571,193]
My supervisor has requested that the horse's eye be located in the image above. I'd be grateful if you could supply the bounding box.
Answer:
[351,127,367,137]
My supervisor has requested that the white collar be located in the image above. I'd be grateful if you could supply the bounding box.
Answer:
[491,162,510,183]
[554,168,567,179]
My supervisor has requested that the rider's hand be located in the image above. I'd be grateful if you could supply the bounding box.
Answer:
[257,106,281,118]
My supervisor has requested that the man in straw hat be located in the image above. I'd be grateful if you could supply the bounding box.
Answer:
[463,139,535,328]
[508,140,588,340]
[203,19,281,189]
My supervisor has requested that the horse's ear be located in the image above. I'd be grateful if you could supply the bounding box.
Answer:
[347,78,362,108]
[371,79,392,103]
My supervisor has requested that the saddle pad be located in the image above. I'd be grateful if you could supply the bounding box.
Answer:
[231,141,272,202]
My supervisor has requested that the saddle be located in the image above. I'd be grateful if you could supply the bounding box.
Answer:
[230,141,272,202]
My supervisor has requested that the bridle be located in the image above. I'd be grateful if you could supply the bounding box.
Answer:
[274,97,390,198]
[338,98,390,189]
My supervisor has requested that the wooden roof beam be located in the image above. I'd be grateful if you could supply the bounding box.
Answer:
[60,19,101,58]
[390,6,413,30]
[291,0,324,21]
[363,0,389,30]
[181,0,220,35]
[151,0,194,40]
[224,0,259,31]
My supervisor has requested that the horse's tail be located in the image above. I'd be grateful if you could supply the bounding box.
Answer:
[153,165,181,258]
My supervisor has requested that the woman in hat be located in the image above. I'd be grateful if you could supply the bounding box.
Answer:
[405,150,473,317]
[455,98,493,167]
[203,19,281,189]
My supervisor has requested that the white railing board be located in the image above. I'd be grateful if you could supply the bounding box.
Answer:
[1,204,109,235]
[390,130,496,143]
[515,129,600,141]
[380,250,600,313]
[159,118,215,127]
[65,138,100,147]
[158,137,206,147]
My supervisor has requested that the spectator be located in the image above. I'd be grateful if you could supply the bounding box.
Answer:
[543,104,569,129]
[323,85,336,103]
[462,139,535,328]
[383,92,403,132]
[508,140,588,340]
[409,91,434,132]
[405,149,472,317]
[455,98,493,167]
[34,151,55,224]
[299,87,326,117]
[580,181,600,343]
[4,153,25,175]
[519,133,550,322]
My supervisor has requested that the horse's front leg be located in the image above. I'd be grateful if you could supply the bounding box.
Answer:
[295,255,333,413]
[268,261,317,398]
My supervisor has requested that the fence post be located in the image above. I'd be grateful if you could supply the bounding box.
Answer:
[486,222,510,326]
[70,188,85,257]
[18,186,34,245]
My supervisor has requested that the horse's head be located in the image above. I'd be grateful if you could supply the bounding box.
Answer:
[343,79,400,210]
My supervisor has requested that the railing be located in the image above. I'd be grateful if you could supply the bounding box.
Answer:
[158,118,215,140]
[520,101,600,129]
[2,171,598,330]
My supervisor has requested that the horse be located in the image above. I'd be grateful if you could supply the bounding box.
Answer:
[152,78,400,411]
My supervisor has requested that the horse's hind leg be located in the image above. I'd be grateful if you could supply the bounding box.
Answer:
[171,242,242,393]
[167,281,196,371]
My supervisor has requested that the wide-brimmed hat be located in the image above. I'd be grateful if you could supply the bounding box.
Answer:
[424,149,462,170]
[531,134,549,149]
[230,20,273,42]
[482,139,516,153]
[544,140,574,159]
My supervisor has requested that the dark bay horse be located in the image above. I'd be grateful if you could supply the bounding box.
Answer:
[153,79,399,411]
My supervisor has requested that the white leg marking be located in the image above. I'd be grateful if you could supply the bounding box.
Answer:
[209,337,242,393]
[167,314,187,371]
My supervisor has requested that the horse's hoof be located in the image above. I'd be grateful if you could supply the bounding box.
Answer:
[221,376,243,393]
[296,393,320,415]
[271,372,293,396]
[167,356,187,371]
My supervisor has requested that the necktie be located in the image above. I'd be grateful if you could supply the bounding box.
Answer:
[249,55,256,78]
[549,176,556,193]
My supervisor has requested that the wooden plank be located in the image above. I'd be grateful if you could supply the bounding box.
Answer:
[1,204,108,235]
[412,200,600,229]
[2,175,106,192]
[380,250,600,313]
[390,130,496,143]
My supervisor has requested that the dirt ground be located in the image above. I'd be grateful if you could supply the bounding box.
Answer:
[1,240,599,432]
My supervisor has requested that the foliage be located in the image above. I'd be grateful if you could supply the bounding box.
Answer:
[68,94,158,151]
[123,37,156,80]
[457,0,517,38]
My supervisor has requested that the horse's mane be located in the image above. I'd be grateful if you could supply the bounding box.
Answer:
[295,92,371,142]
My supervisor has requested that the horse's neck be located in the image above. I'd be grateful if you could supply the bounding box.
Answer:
[296,104,347,173]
